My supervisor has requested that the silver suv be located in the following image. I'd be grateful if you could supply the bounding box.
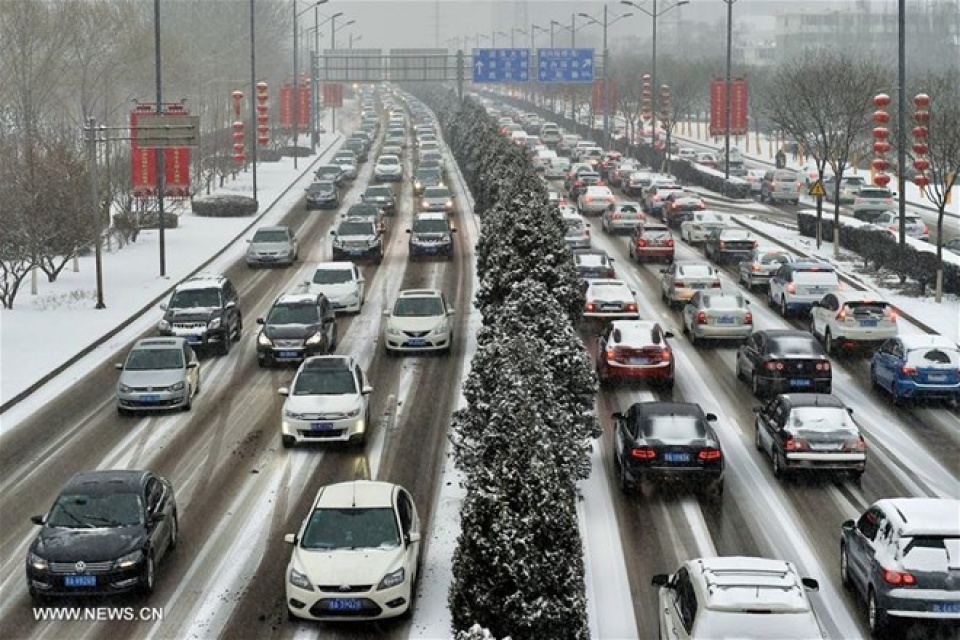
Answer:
[651,556,824,639]
[330,218,383,264]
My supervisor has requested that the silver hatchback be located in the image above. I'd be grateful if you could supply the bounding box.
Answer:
[246,225,298,268]
[116,337,200,415]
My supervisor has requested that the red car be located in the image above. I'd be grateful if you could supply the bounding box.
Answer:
[596,320,675,389]
[629,223,675,263]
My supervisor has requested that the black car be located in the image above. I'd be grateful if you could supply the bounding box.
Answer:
[158,273,242,356]
[255,292,337,367]
[407,212,456,260]
[361,185,397,216]
[343,138,368,162]
[412,167,444,195]
[26,470,177,602]
[703,227,758,265]
[330,218,383,263]
[736,330,832,398]
[313,164,344,185]
[305,180,340,210]
[611,402,724,499]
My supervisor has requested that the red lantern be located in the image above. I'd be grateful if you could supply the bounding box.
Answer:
[913,158,931,172]
[257,125,269,135]
[256,104,268,113]
[913,93,931,108]
[873,110,890,124]
[257,114,269,125]
[873,141,892,154]
[873,93,891,108]
[233,142,245,152]
[914,174,931,187]
[232,131,244,142]
[233,153,246,164]
[258,135,269,145]
[871,158,890,172]
[873,172,891,187]
[912,126,929,139]
[914,110,930,124]
[232,120,244,131]
[256,81,268,93]
[912,142,929,155]
[872,127,890,139]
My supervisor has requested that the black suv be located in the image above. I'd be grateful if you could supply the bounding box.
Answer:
[330,218,384,263]
[361,185,397,215]
[407,212,456,260]
[158,274,242,356]
[255,293,337,367]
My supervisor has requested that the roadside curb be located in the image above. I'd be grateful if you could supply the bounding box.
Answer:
[0,136,342,415]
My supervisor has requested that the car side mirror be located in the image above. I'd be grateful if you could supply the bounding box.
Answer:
[847,407,854,414]
[150,512,166,524]
[30,515,45,525]
[451,228,458,233]
[256,318,265,325]
[159,302,167,311]
[225,301,237,309]
[187,362,199,369]
[801,578,819,592]
[361,385,373,395]
[406,229,411,234]
[115,363,124,370]
[382,309,391,317]
[357,277,365,283]
[842,519,856,530]
[284,533,297,544]
[406,531,421,545]
[278,387,290,397]
[611,411,623,420]
[705,413,717,421]
[752,406,762,413]
[330,230,336,235]
[447,308,456,315]
[651,574,670,587]
[664,331,675,339]
[659,268,667,274]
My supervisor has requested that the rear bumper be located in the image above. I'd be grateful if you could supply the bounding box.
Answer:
[690,324,753,340]
[600,360,673,381]
[783,452,866,472]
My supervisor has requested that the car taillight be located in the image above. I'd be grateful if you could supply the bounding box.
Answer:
[764,361,785,371]
[637,238,649,247]
[586,303,597,312]
[631,448,656,460]
[786,283,797,294]
[585,197,594,203]
[653,196,661,202]
[711,281,722,288]
[661,348,672,361]
[698,449,722,461]
[605,348,617,360]
[901,366,917,376]
[785,438,810,451]
[752,240,758,248]
[890,309,898,322]
[744,312,753,324]
[719,241,727,249]
[751,263,761,272]
[613,213,621,219]
[666,239,675,247]
[923,225,929,235]
[883,569,917,586]
[844,438,867,452]
[837,309,848,321]
[816,362,831,371]
[697,311,707,325]
[625,303,637,312]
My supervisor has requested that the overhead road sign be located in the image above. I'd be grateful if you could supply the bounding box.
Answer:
[537,48,595,83]
[134,115,200,148]
[472,48,530,83]
[809,180,826,198]
[390,49,452,81]
[319,49,385,82]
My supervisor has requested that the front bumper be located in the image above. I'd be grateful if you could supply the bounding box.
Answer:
[409,242,453,258]
[333,245,382,261]
[282,415,366,445]
[384,331,451,353]
[257,344,326,366]
[287,576,411,621]
[160,326,228,350]
[27,559,146,597]
[247,254,295,267]
[117,388,189,411]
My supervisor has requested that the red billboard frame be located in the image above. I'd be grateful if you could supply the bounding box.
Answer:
[709,78,748,137]
[323,83,343,108]
[130,103,191,199]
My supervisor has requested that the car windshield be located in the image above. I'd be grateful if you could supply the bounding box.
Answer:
[678,264,714,278]
[790,407,852,430]
[366,187,391,198]
[720,230,750,240]
[761,252,791,264]
[703,295,743,309]
[125,348,184,370]
[769,336,820,355]
[393,296,445,317]
[313,269,353,285]
[317,166,339,177]
[301,507,400,550]
[338,222,373,236]
[47,491,142,528]
[414,219,450,233]
[378,157,399,166]
[293,369,356,395]
[640,414,706,442]
[252,229,289,243]
[424,187,450,198]
[169,288,221,308]
[906,347,959,367]
[901,536,960,560]
[267,304,318,325]
[309,182,334,192]
[794,271,838,286]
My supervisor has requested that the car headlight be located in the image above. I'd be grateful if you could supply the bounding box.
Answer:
[386,324,402,336]
[208,317,221,330]
[284,409,307,420]
[115,550,143,569]
[289,567,313,590]
[168,381,185,392]
[445,200,453,208]
[257,332,273,347]
[305,333,324,346]
[28,552,49,572]
[279,248,293,257]
[158,319,171,331]
[429,321,448,336]
[119,383,133,393]
[377,567,405,590]
[346,407,361,418]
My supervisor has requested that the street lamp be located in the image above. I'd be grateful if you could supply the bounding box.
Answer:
[492,29,508,48]
[293,0,327,169]
[722,0,738,180]
[330,16,355,133]
[621,0,689,152]
[349,33,362,49]
[310,11,342,146]
[578,9,634,148]
[510,27,526,48]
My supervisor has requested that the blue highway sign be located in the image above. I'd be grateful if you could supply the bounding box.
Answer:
[537,48,595,83]
[472,48,530,83]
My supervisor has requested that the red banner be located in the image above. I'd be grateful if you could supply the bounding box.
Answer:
[709,78,748,136]
[298,85,311,128]
[130,104,191,199]
[280,84,294,129]
[591,80,618,113]
[323,83,343,108]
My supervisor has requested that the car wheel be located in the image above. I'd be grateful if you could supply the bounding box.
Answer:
[140,552,155,595]
[868,587,889,637]
[736,358,744,381]
[183,387,192,412]
[755,424,763,451]
[28,588,47,606]
[704,479,723,500]
[281,435,296,449]
[839,543,852,588]
[824,329,835,355]
[752,372,764,398]
[772,450,786,479]
[219,333,231,357]
[117,406,131,417]
[617,454,633,494]
[169,511,179,551]
[689,329,698,347]
[660,378,675,391]
[780,296,789,318]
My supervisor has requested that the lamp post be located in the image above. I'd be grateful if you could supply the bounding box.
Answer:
[349,33,362,49]
[330,16,355,134]
[312,11,343,144]
[153,0,166,277]
[492,30,508,48]
[293,0,326,169]
[250,0,259,201]
[510,27,526,48]
[621,0,689,152]
[721,0,738,180]
[578,8,634,149]
[530,24,548,105]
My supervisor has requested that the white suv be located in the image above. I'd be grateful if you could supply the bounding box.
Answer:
[382,289,454,355]
[302,262,365,314]
[809,291,898,354]
[278,355,373,448]
[373,154,403,182]
[651,556,824,639]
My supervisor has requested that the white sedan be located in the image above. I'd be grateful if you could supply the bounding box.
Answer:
[679,211,726,244]
[577,185,616,216]
[382,289,454,354]
[584,279,640,320]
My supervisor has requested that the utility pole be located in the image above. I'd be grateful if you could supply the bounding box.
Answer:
[153,0,166,277]
[86,119,105,309]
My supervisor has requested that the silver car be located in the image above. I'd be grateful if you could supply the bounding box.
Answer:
[562,212,591,250]
[601,201,645,235]
[419,186,454,214]
[737,248,795,291]
[116,337,200,415]
[246,225,298,268]
[682,291,753,344]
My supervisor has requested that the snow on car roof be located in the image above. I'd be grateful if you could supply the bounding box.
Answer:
[608,320,661,346]
[900,334,959,350]
[316,480,397,509]
[877,498,960,536]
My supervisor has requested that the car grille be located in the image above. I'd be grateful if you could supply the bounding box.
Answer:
[127,385,170,392]
[403,330,429,338]
[298,429,346,438]
[173,322,206,330]
[273,339,304,348]
[345,242,371,250]
[317,584,373,593]
[50,561,113,574]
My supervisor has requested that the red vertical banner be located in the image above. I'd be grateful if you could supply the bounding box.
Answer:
[709,79,726,136]
[731,78,749,135]
[163,105,191,198]
[591,80,604,112]
[298,85,311,128]
[131,105,157,198]
[130,104,192,198]
[280,84,294,130]
[323,83,343,107]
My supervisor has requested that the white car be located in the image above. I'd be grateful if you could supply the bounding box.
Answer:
[279,355,372,448]
[601,201,645,235]
[584,279,640,320]
[677,147,697,161]
[652,556,824,640]
[373,154,403,182]
[871,211,930,242]
[680,211,726,244]
[303,262,365,314]
[382,289,454,355]
[562,211,591,249]
[809,291,898,354]
[284,480,421,621]
[577,185,616,216]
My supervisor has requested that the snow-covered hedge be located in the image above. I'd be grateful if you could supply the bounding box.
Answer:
[191,194,258,217]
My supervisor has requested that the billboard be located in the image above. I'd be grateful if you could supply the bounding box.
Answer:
[130,104,191,199]
[710,78,748,136]
[323,83,343,107]
[591,80,618,112]
[280,84,311,130]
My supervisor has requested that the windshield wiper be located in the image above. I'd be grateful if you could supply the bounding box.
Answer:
[54,506,95,528]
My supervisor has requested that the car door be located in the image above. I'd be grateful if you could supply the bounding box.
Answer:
[662,568,696,639]
[613,405,637,465]
[396,489,421,581]
[682,292,701,332]
[739,333,762,379]
[756,397,781,454]
[183,343,199,393]
[144,477,170,558]
[769,265,788,304]
[872,339,898,388]
[661,263,677,298]
[811,294,837,337]
[848,507,886,594]
[319,297,336,349]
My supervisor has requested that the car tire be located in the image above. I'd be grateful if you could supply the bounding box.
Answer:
[617,454,633,495]
[281,435,295,449]
[755,424,763,451]
[140,552,155,595]
[822,329,836,355]
[839,543,852,588]
[772,450,786,479]
[117,406,132,417]
[660,378,675,391]
[689,329,699,347]
[28,588,47,606]
[169,511,179,551]
[219,332,231,357]
[183,388,192,412]
[703,479,723,500]
[752,372,763,398]
[868,587,890,637]
[780,296,789,318]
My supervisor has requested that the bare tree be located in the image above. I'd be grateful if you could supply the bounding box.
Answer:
[759,51,885,257]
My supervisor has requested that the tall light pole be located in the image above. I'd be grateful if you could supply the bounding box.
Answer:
[722,0,737,180]
[621,0,688,152]
[153,0,166,277]
[330,16,355,133]
[510,27,526,48]
[349,33,362,49]
[579,8,634,148]
[531,24,548,105]
[293,0,325,169]
[492,29,508,47]
[250,0,259,201]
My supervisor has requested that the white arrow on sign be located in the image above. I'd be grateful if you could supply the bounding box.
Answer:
[582,57,592,68]
[474,60,484,73]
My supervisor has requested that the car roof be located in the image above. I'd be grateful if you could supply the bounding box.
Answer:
[690,556,813,614]
[134,337,187,350]
[779,393,845,409]
[631,401,702,417]
[398,288,442,298]
[314,261,356,271]
[275,293,319,306]
[608,320,660,343]
[414,211,448,221]
[876,498,960,536]
[255,225,289,233]
[314,480,397,510]
[65,469,148,494]
[898,334,959,350]
[832,291,889,304]
[177,273,228,291]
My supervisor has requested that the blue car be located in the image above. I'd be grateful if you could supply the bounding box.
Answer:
[870,335,960,406]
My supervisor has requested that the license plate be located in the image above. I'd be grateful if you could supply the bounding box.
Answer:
[278,350,300,358]
[408,338,426,347]
[310,422,334,431]
[692,283,706,289]
[630,357,650,365]
[810,443,842,451]
[716,316,735,324]
[327,598,362,612]
[65,575,96,587]
[928,374,948,382]
[421,248,437,254]
[933,603,960,613]
[260,257,276,262]
[663,452,691,463]
[859,319,878,327]
[140,394,160,403]
[601,304,620,310]
[187,337,202,344]
[789,379,812,387]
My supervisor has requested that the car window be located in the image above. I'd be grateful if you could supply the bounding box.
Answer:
[126,348,184,370]
[793,271,839,286]
[397,491,414,534]
[906,348,959,367]
[845,301,889,317]
[774,170,798,181]
[790,407,853,430]
[857,508,884,542]
[170,288,221,308]
[673,568,698,633]
[901,536,960,561]
[268,303,319,325]
[48,491,143,528]
[768,336,820,355]
[703,295,743,310]
[301,507,400,550]
[313,268,353,285]
[639,414,707,441]
[338,221,375,236]
[678,264,715,278]
[393,296,444,317]
[293,369,357,395]
[413,218,450,233]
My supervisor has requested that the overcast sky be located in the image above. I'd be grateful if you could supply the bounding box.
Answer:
[318,0,919,50]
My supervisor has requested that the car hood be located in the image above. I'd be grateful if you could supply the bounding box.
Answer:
[388,316,445,333]
[294,545,407,585]
[336,234,378,243]
[248,242,292,253]
[285,393,361,414]
[165,307,218,323]
[263,323,320,340]
[422,197,450,205]
[33,525,146,563]
[119,369,185,388]
[311,283,359,300]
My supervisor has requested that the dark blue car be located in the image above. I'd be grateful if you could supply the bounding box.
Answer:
[870,335,960,406]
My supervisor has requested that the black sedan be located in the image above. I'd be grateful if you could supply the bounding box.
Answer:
[305,180,340,210]
[754,394,866,481]
[611,402,724,499]
[26,470,178,602]
[361,185,397,216]
[736,330,832,398]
